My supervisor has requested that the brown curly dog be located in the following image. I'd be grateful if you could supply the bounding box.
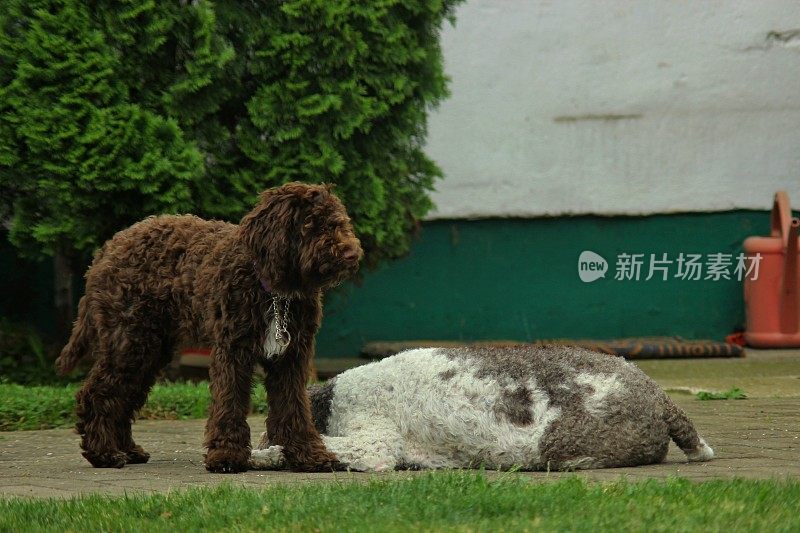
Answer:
[55,182,362,473]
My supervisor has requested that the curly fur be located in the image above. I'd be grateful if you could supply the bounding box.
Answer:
[55,182,362,473]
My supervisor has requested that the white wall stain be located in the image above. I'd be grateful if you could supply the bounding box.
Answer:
[426,1,800,219]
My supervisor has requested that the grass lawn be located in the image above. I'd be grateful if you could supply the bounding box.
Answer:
[1,472,798,532]
[0,382,268,431]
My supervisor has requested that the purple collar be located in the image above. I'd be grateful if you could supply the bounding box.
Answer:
[260,277,271,292]
[254,262,272,292]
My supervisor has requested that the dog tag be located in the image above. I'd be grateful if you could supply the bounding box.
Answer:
[263,317,290,359]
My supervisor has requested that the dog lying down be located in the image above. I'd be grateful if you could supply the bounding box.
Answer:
[251,346,714,472]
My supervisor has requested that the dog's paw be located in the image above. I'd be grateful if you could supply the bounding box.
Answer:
[286,448,341,472]
[125,445,150,465]
[204,447,250,474]
[255,431,272,450]
[82,450,127,469]
[250,445,287,470]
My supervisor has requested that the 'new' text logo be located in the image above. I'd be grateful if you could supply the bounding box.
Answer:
[578,251,608,283]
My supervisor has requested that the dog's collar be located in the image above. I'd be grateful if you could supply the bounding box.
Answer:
[259,277,272,292]
[253,261,274,293]
[267,294,292,354]
[254,262,292,354]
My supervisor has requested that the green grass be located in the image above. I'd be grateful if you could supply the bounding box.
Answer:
[696,387,748,401]
[1,473,798,532]
[0,382,268,431]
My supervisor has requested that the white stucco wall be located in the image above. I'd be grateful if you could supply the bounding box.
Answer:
[425,1,800,218]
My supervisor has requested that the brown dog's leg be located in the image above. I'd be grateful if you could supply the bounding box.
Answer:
[118,338,175,464]
[76,330,168,468]
[204,344,254,473]
[263,331,337,472]
[75,357,129,468]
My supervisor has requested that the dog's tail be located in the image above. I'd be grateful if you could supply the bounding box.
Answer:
[664,395,715,462]
[55,295,94,375]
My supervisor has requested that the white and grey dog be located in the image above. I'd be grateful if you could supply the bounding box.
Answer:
[251,346,714,472]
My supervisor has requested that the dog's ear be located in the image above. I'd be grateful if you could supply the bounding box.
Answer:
[239,188,299,290]
[311,189,326,205]
[306,183,336,206]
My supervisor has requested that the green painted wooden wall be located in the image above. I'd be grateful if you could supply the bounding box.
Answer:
[316,210,771,357]
[1,210,774,358]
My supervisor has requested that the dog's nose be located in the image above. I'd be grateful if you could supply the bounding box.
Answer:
[342,247,360,262]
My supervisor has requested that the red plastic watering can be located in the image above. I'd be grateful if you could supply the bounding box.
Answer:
[743,191,800,347]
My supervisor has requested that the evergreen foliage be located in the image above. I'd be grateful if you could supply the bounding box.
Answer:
[0,1,203,258]
[0,0,463,264]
